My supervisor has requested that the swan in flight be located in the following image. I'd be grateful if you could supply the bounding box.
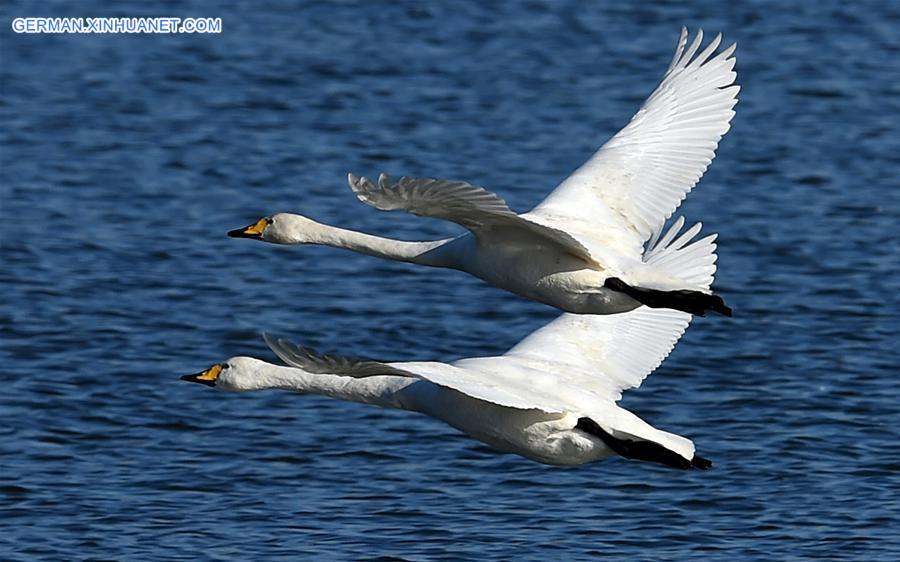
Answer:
[183,306,710,470]
[229,28,738,316]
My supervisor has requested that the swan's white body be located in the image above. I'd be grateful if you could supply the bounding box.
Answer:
[231,28,738,316]
[185,306,707,468]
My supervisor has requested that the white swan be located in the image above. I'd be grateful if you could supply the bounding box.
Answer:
[229,28,738,317]
[182,306,710,469]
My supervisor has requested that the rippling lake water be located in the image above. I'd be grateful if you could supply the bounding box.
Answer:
[2,1,899,560]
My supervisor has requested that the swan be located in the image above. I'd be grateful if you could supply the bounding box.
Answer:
[229,28,738,317]
[182,306,710,469]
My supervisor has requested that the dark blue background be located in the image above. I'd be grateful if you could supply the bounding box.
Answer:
[2,1,898,560]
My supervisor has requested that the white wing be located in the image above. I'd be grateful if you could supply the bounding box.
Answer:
[349,173,596,261]
[265,307,689,412]
[498,307,691,402]
[400,308,694,410]
[265,334,563,413]
[391,360,567,413]
[349,173,518,230]
[264,334,414,378]
[531,28,739,251]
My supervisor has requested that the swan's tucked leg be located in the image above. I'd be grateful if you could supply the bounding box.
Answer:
[575,417,712,470]
[603,277,733,317]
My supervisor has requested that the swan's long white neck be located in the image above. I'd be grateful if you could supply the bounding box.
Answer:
[222,359,418,410]
[272,215,454,267]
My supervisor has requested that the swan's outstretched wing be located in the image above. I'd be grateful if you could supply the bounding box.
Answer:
[498,307,692,401]
[266,308,690,412]
[395,308,692,414]
[349,173,596,262]
[264,334,413,378]
[265,333,558,411]
[531,28,739,250]
[349,173,518,229]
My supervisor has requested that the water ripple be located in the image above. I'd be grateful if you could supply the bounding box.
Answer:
[2,0,899,560]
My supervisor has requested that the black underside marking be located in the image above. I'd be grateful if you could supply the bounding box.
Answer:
[604,277,733,317]
[575,417,711,470]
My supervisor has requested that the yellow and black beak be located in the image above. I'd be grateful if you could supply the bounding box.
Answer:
[228,217,270,239]
[181,364,224,387]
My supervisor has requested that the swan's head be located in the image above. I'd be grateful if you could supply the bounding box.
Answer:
[181,356,274,391]
[227,213,321,244]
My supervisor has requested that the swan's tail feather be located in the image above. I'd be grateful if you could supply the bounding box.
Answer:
[576,418,711,470]
[642,216,718,292]
[618,216,731,316]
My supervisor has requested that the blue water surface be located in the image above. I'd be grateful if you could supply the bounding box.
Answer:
[2,1,899,560]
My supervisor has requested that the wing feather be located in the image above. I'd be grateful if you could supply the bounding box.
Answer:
[349,173,596,261]
[502,307,692,401]
[532,28,739,249]
[264,334,414,378]
[264,307,690,411]
[264,333,559,412]
[349,173,517,229]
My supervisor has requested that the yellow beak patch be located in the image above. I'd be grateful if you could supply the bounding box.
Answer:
[228,217,271,239]
[196,364,223,382]
[181,363,224,387]
[243,217,270,235]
